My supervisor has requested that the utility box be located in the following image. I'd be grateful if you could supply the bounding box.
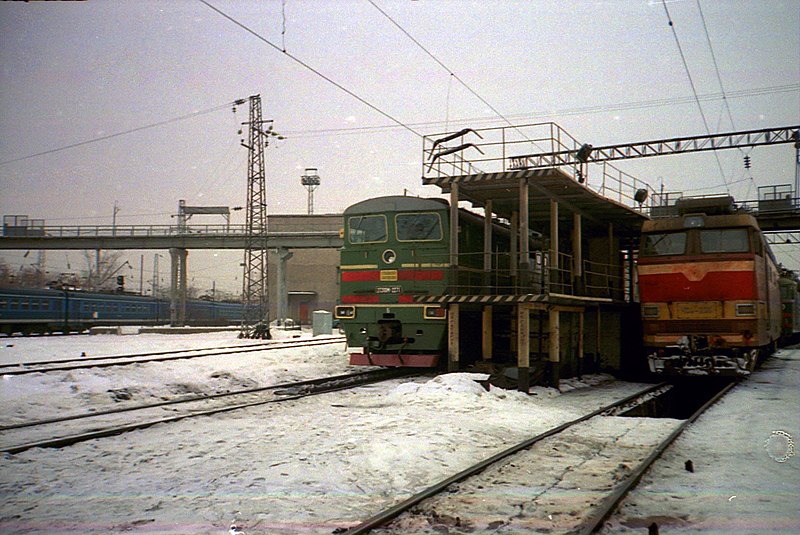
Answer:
[312,310,332,336]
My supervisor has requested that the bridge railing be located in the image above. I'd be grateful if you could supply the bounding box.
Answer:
[1,219,344,239]
[0,224,249,238]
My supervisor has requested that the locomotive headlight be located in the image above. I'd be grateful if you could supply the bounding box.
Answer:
[382,249,397,264]
[735,303,756,317]
[335,305,356,319]
[424,306,447,319]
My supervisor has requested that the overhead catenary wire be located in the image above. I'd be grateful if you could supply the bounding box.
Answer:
[694,0,756,200]
[695,0,738,134]
[662,0,729,192]
[0,102,237,166]
[280,84,798,139]
[366,0,548,152]
[367,1,514,130]
[198,0,423,139]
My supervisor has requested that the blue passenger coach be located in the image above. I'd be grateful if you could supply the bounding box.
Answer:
[0,287,242,335]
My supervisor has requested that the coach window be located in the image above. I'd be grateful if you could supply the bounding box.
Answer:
[396,213,443,242]
[699,228,750,253]
[348,215,387,244]
[641,232,687,256]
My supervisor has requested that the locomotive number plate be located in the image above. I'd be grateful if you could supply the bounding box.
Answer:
[375,286,401,294]
[380,270,398,282]
[675,301,720,319]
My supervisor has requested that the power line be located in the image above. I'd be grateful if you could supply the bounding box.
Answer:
[0,102,237,166]
[367,1,513,129]
[695,0,737,133]
[280,84,799,138]
[367,0,550,153]
[198,0,422,138]
[662,0,730,192]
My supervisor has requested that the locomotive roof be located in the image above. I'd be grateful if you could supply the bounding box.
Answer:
[344,195,449,215]
[642,212,761,232]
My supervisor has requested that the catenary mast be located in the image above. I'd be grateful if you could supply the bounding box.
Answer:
[239,94,281,339]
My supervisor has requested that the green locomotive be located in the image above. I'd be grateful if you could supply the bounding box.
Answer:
[335,195,514,367]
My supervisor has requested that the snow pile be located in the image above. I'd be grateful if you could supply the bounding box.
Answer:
[388,372,489,398]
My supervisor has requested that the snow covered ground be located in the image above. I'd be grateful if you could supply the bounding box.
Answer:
[0,331,796,534]
[605,347,800,534]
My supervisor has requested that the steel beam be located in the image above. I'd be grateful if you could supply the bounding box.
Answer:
[509,126,800,169]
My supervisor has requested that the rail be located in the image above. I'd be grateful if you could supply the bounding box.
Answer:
[344,382,670,534]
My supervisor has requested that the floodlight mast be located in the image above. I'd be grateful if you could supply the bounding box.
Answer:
[301,167,321,215]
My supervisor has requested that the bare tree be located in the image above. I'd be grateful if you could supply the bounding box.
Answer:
[81,251,127,291]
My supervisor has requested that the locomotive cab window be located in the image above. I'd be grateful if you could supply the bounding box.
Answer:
[396,212,442,242]
[699,228,750,253]
[641,232,687,256]
[348,215,387,244]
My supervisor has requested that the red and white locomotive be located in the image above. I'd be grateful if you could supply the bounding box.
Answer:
[638,196,782,376]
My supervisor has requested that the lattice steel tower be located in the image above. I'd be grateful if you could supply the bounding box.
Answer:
[239,94,282,338]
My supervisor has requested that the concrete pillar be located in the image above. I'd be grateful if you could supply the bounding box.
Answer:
[573,212,582,295]
[169,247,187,327]
[578,310,585,378]
[517,304,530,392]
[276,248,294,325]
[550,199,559,293]
[482,305,493,361]
[549,308,560,388]
[483,199,493,293]
[449,183,460,293]
[169,249,178,326]
[608,222,615,297]
[519,180,530,287]
[448,303,460,372]
[179,249,187,325]
[510,210,519,286]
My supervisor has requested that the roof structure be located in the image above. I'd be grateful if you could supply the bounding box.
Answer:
[423,167,648,236]
[421,123,652,237]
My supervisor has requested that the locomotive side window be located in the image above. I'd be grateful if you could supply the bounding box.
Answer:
[348,215,387,244]
[699,228,750,253]
[396,212,442,242]
[642,232,687,256]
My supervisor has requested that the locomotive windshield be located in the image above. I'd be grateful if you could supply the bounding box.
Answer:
[642,228,752,257]
[348,215,387,244]
[396,212,442,242]
[642,232,687,256]
[699,228,750,253]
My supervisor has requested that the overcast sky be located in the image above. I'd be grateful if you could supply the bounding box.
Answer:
[1,0,798,292]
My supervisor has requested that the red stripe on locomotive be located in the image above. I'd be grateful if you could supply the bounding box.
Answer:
[341,269,444,282]
[639,269,757,301]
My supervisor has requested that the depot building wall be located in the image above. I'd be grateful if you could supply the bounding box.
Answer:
[267,248,340,325]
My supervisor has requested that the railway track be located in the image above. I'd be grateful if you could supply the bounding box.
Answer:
[0,367,424,455]
[0,336,346,375]
[343,380,735,534]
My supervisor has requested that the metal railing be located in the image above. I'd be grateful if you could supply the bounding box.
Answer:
[422,122,659,216]
[1,214,343,239]
[404,249,626,301]
[1,221,343,239]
